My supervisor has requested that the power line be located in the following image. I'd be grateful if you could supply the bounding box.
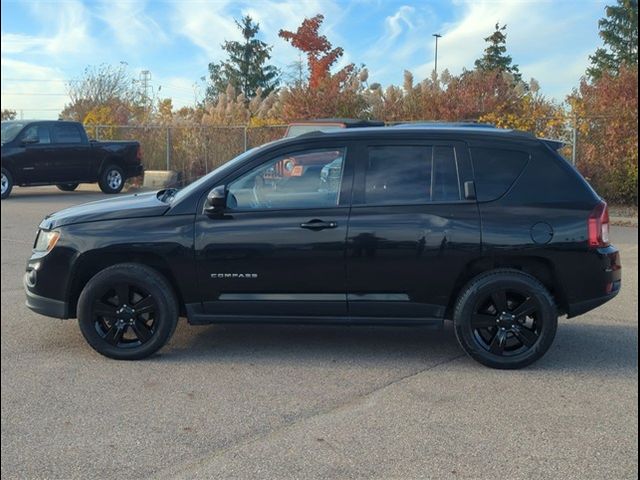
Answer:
[1,92,67,96]
[0,78,68,82]
[0,108,62,111]
[1,77,203,91]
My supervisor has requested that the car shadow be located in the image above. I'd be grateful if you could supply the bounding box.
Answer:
[163,321,460,366]
[6,187,135,200]
[157,320,637,375]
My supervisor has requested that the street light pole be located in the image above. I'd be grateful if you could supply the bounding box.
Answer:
[433,33,442,76]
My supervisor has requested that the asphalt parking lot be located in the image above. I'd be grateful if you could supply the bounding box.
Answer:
[1,186,638,480]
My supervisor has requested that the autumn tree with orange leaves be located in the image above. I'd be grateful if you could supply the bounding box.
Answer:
[278,14,368,119]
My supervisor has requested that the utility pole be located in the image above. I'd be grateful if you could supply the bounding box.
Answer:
[433,33,442,76]
[139,70,152,121]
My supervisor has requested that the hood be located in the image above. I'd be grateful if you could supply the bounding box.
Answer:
[40,191,171,229]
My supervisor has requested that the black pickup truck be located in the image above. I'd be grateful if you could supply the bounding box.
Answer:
[1,120,143,199]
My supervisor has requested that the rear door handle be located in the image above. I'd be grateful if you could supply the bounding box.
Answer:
[300,219,338,231]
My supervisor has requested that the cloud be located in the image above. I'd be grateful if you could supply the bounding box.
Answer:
[364,0,604,101]
[410,1,523,78]
[96,0,168,48]
[0,33,48,55]
[385,5,416,40]
[1,0,93,58]
[26,0,93,56]
[363,4,435,81]
[171,1,241,61]
[0,58,68,117]
[172,0,345,73]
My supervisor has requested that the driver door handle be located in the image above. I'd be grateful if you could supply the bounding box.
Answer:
[300,219,338,231]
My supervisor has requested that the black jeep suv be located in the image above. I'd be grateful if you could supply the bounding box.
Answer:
[24,125,622,369]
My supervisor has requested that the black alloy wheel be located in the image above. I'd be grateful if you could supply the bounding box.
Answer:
[92,283,158,348]
[454,269,558,369]
[470,288,542,356]
[78,263,178,360]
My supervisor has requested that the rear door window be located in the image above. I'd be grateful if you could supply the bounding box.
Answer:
[470,147,529,201]
[52,125,83,144]
[363,145,461,205]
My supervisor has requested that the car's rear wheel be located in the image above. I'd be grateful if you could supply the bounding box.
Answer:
[77,263,178,360]
[453,269,558,369]
[56,183,79,192]
[99,165,124,194]
[1,168,14,200]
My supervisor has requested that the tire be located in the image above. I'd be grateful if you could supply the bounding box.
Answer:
[99,165,125,194]
[56,183,79,192]
[453,269,558,370]
[77,263,179,360]
[1,167,14,200]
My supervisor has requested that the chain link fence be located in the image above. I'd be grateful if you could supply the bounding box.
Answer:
[85,124,287,186]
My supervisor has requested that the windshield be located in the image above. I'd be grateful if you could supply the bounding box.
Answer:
[170,146,263,204]
[1,122,26,144]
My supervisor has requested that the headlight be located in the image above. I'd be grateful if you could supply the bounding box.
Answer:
[34,230,60,253]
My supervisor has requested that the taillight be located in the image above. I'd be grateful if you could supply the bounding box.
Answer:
[136,145,143,160]
[588,201,610,248]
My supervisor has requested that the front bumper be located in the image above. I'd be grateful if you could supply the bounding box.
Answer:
[24,273,69,319]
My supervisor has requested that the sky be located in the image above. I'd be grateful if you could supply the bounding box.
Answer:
[1,0,609,119]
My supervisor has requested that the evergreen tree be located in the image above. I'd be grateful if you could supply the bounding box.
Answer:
[587,0,638,79]
[474,23,522,82]
[206,16,280,103]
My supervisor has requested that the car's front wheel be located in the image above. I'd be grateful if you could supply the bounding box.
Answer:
[99,165,125,194]
[453,269,558,369]
[56,183,79,192]
[77,263,178,360]
[1,168,14,199]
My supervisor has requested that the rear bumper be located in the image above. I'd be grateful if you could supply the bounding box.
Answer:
[566,245,622,318]
[567,280,621,318]
[124,164,144,179]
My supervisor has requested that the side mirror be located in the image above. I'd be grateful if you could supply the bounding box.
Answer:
[21,137,39,146]
[204,185,227,216]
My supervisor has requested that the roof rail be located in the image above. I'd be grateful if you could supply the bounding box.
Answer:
[392,121,497,128]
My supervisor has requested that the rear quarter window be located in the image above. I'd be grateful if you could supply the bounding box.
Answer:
[508,145,598,204]
[471,147,529,201]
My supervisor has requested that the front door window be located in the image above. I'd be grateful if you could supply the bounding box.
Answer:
[227,148,346,210]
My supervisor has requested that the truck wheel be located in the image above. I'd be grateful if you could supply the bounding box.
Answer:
[453,269,558,370]
[77,263,179,360]
[56,183,79,192]
[1,168,13,200]
[99,165,124,194]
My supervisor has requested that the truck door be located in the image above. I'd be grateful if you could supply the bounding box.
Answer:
[15,124,57,184]
[50,123,91,181]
